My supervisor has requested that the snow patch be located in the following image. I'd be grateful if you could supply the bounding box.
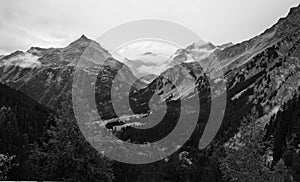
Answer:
[231,88,247,100]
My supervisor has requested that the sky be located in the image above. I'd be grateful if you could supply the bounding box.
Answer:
[0,0,299,55]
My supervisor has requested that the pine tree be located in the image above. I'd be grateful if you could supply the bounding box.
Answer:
[27,97,114,181]
[220,114,291,182]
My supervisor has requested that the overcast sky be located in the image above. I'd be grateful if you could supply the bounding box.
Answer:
[0,0,299,55]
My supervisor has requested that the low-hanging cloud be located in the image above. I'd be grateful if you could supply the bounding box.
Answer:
[2,52,41,68]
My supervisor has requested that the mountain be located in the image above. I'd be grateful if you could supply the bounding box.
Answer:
[123,3,300,159]
[216,42,234,50]
[0,82,56,180]
[169,42,217,65]
[0,82,53,146]
[119,41,226,78]
[142,3,300,103]
[0,35,140,112]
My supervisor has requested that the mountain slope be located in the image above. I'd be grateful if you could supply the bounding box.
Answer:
[0,35,139,111]
[122,4,300,149]
[0,83,53,143]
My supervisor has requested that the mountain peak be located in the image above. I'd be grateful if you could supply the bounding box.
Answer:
[288,4,300,14]
[27,46,46,53]
[68,35,92,46]
[186,41,216,50]
[79,34,89,40]
[285,4,300,21]
[216,42,234,50]
[267,3,300,36]
[1,50,24,60]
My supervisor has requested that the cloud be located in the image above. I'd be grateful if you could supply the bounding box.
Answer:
[0,49,11,55]
[137,62,170,76]
[114,40,179,61]
[2,52,41,68]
